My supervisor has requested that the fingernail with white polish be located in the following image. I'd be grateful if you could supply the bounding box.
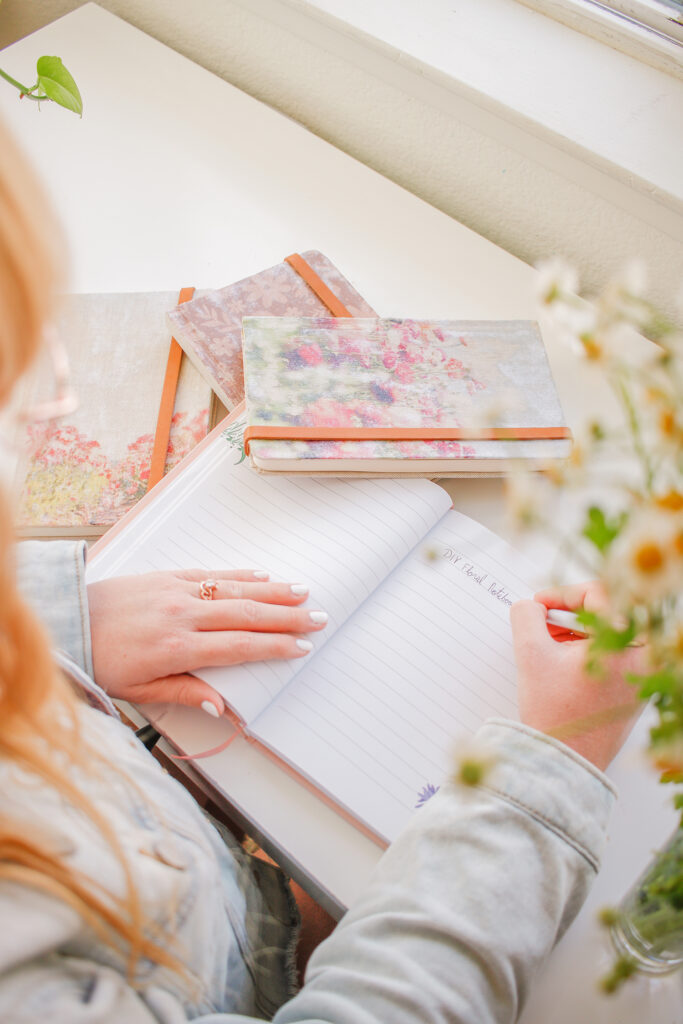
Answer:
[309,611,328,624]
[201,700,222,718]
[290,584,309,596]
[253,570,269,579]
[296,639,314,652]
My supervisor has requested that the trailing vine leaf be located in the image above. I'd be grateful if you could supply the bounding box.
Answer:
[35,56,82,115]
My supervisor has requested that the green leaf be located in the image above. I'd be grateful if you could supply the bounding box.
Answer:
[36,56,82,115]
[581,506,626,553]
[630,669,680,700]
[600,954,637,994]
[597,906,620,929]
[576,610,637,652]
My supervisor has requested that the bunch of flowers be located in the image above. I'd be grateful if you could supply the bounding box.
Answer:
[508,261,682,988]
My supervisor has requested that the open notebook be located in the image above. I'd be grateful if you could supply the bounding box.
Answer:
[88,412,538,844]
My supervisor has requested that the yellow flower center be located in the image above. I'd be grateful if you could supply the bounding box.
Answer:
[633,542,665,575]
[659,410,675,437]
[569,444,584,467]
[580,335,603,360]
[655,491,683,512]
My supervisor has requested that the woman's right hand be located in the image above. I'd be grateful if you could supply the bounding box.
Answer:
[510,581,645,771]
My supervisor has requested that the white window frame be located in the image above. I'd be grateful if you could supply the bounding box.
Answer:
[518,0,683,77]
[601,1,683,43]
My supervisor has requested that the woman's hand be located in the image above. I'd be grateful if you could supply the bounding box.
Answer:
[87,569,328,716]
[510,581,645,771]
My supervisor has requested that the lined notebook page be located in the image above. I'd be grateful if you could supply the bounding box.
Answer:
[88,429,452,723]
[250,509,537,842]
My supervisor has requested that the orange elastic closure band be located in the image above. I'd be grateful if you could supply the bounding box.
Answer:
[285,253,353,317]
[148,286,196,490]
[243,424,572,455]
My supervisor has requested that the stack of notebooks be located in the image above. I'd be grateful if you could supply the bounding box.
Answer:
[14,251,377,537]
[169,251,570,478]
[14,249,570,542]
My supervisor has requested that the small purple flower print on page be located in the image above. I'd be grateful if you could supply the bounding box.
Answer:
[415,783,440,808]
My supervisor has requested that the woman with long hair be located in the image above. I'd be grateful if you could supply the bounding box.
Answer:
[0,114,643,1024]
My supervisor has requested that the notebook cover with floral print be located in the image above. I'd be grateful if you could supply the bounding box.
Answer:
[15,291,210,537]
[241,317,571,474]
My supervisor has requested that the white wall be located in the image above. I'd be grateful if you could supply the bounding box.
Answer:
[1,0,681,316]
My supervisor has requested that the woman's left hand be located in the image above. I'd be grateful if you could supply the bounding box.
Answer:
[87,569,327,716]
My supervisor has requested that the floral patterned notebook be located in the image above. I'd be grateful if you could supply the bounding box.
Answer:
[15,291,211,538]
[242,317,571,476]
[166,251,377,410]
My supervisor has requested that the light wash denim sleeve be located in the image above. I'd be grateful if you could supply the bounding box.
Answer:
[14,540,93,677]
[270,719,616,1024]
[0,720,615,1024]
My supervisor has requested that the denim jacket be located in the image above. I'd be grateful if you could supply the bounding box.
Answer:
[0,541,617,1024]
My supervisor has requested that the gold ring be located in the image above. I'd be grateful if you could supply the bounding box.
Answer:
[199,579,218,600]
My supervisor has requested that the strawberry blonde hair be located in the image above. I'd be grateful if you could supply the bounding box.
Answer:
[0,117,182,981]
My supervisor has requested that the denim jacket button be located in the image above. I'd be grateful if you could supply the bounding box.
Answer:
[152,838,187,870]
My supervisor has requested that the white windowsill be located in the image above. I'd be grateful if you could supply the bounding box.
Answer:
[246,0,683,237]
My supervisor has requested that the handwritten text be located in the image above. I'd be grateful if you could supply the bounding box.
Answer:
[442,548,513,606]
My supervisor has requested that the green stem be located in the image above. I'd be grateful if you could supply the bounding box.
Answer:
[613,371,655,494]
[0,66,30,92]
[0,66,34,91]
[629,903,683,947]
[0,68,45,102]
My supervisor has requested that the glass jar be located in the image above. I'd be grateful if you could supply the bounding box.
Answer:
[611,825,683,974]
